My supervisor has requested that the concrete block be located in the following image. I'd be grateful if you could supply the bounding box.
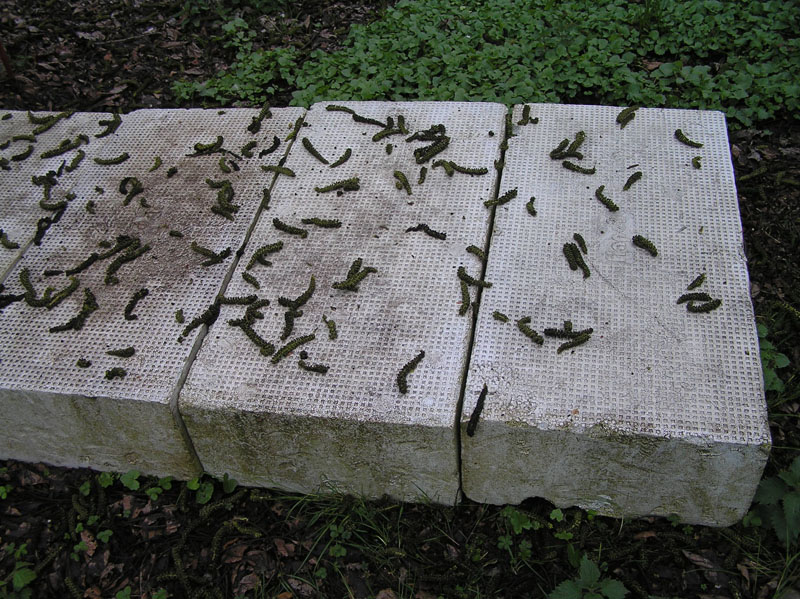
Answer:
[0,107,304,478]
[461,104,770,525]
[179,101,506,503]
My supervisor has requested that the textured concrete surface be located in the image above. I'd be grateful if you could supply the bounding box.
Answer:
[179,101,505,504]
[0,107,304,478]
[461,104,770,525]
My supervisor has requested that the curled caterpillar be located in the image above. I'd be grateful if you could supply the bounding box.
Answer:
[258,136,280,158]
[247,105,272,134]
[124,288,149,321]
[49,288,98,333]
[396,350,425,394]
[466,384,488,437]
[616,106,638,128]
[516,316,544,345]
[406,223,446,240]
[240,141,257,158]
[692,156,702,169]
[484,188,517,208]
[623,171,642,191]
[466,245,486,261]
[675,129,703,148]
[119,176,144,206]
[192,136,224,155]
[273,218,308,238]
[329,148,351,168]
[11,145,33,161]
[149,156,163,172]
[301,137,329,164]
[458,266,491,288]
[562,161,595,175]
[93,152,130,165]
[394,170,412,195]
[432,160,454,176]
[278,275,315,311]
[246,241,283,269]
[95,113,122,138]
[632,234,658,256]
[594,185,618,211]
[0,229,20,249]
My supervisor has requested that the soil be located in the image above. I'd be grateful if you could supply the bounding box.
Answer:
[1,1,799,597]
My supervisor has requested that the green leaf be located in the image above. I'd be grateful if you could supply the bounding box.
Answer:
[79,480,91,496]
[774,353,790,368]
[97,529,113,543]
[782,491,800,542]
[222,473,238,494]
[186,477,200,490]
[120,470,140,491]
[12,568,36,591]
[756,477,787,505]
[115,586,132,599]
[579,555,601,586]
[196,481,214,504]
[550,508,565,522]
[549,579,582,599]
[599,578,629,599]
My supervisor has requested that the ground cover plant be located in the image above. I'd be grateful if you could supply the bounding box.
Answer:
[1,0,800,596]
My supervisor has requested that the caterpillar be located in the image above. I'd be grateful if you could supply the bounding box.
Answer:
[242,272,260,289]
[549,138,570,159]
[299,359,329,374]
[557,331,592,353]
[33,207,65,246]
[562,161,596,175]
[405,223,446,240]
[95,187,103,194]
[687,298,722,313]
[332,259,377,291]
[95,113,122,138]
[322,315,337,340]
[484,187,517,208]
[66,235,137,276]
[314,177,360,193]
[180,300,221,339]
[0,157,9,170]
[119,176,144,206]
[285,116,304,142]
[247,105,272,134]
[466,245,486,261]
[246,241,283,269]
[0,140,9,150]
[192,136,224,155]
[517,105,539,126]
[190,242,231,266]
[466,384,488,437]
[632,234,658,256]
[271,334,315,364]
[240,141,257,158]
[105,241,151,284]
[260,188,271,210]
[329,148,351,168]
[10,145,33,161]
[573,233,587,254]
[278,275,315,310]
[525,196,537,216]
[449,162,488,176]
[675,129,703,148]
[551,131,585,160]
[40,137,85,159]
[107,346,135,358]
[1,113,11,120]
[149,156,163,172]
[616,106,638,128]
[259,136,280,157]
[544,324,593,339]
[227,317,274,356]
[105,367,127,380]
[272,218,308,238]
[432,160,455,177]
[49,288,98,333]
[218,157,231,173]
[261,165,295,177]
[166,166,178,177]
[301,137,329,164]
[594,185,618,211]
[459,280,471,316]
[414,136,450,164]
[372,123,403,142]
[622,171,642,191]
[385,144,393,155]
[29,110,74,135]
[418,166,427,185]
[280,308,303,340]
[169,230,183,238]
[516,317,544,344]
[325,104,387,129]
[686,273,706,290]
[394,170,412,195]
[76,359,91,368]
[20,269,79,309]
[677,292,712,304]
[692,156,702,169]
[43,269,63,277]
[123,288,149,321]
[12,134,36,143]
[492,311,509,322]
[93,152,130,165]
[396,350,425,394]
[301,218,342,228]
[0,291,24,311]
[175,309,185,323]
[562,243,579,270]
[0,229,20,249]
[458,266,491,288]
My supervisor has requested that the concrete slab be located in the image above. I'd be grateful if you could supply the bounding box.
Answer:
[0,110,113,279]
[179,101,506,504]
[461,104,770,525]
[0,107,304,478]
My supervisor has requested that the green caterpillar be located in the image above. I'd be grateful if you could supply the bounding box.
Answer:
[93,152,130,165]
[149,156,163,172]
[525,196,536,216]
[0,229,19,249]
[190,242,231,266]
[573,233,587,254]
[466,245,486,261]
[557,332,592,353]
[95,113,122,138]
[562,161,595,175]
[394,170,412,195]
[273,218,308,238]
[242,272,260,289]
[246,241,283,270]
[692,156,702,169]
[686,273,706,290]
[332,258,377,291]
[677,292,712,304]
[10,145,33,161]
[124,288,149,321]
[458,266,492,288]
[272,334,315,364]
[492,311,509,322]
[247,105,272,134]
[192,136,224,155]
[301,218,342,228]
[594,186,618,212]
[687,298,722,313]
[418,166,427,185]
[675,129,703,148]
[406,223,446,240]
[322,315,337,340]
[314,177,360,193]
[329,148,352,168]
[623,171,642,191]
[616,106,638,129]
[49,288,98,333]
[516,317,544,345]
[632,235,658,257]
[459,280,471,316]
[299,358,329,374]
[107,346,135,358]
[261,165,295,177]
[301,137,329,164]
[105,367,127,380]
[484,188,517,208]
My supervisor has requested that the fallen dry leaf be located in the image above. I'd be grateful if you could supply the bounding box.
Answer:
[80,530,97,557]
[634,530,657,540]
[376,590,398,599]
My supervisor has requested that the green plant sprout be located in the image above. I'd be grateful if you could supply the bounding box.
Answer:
[758,323,790,392]
[548,554,628,599]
